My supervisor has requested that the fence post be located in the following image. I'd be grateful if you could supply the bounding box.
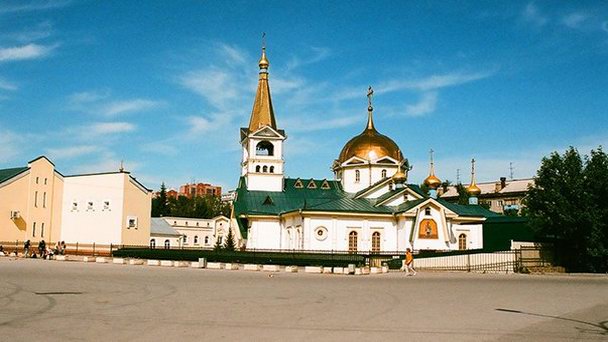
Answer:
[93,242,96,256]
[76,242,79,256]
[467,254,471,272]
[15,240,18,254]
[110,243,113,255]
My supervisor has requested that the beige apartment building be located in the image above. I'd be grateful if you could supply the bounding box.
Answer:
[0,156,151,246]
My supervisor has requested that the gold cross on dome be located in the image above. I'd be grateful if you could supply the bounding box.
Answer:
[367,86,374,109]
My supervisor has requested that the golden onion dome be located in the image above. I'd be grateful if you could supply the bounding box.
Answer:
[337,110,403,164]
[424,174,442,189]
[392,169,407,183]
[467,183,482,196]
[258,47,269,69]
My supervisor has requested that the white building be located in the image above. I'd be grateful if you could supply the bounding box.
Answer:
[232,47,498,253]
[61,171,152,245]
[161,216,231,248]
[150,217,181,249]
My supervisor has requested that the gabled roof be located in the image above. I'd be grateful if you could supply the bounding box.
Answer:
[441,178,534,198]
[435,198,500,217]
[151,218,181,237]
[0,167,29,184]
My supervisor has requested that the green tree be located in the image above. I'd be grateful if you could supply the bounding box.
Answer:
[151,182,170,217]
[456,183,469,205]
[223,228,236,251]
[525,146,608,272]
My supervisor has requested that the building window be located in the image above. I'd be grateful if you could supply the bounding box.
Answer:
[371,231,381,253]
[256,165,261,173]
[196,222,199,227]
[458,234,467,250]
[355,170,360,183]
[173,221,177,225]
[425,207,431,216]
[263,165,268,173]
[34,191,38,207]
[150,239,156,248]
[314,226,328,241]
[204,236,209,245]
[218,236,223,245]
[270,166,274,173]
[183,235,188,244]
[255,141,274,156]
[72,202,78,211]
[41,223,45,238]
[43,192,47,208]
[164,240,170,249]
[44,178,47,185]
[381,169,387,178]
[36,177,39,184]
[348,231,358,253]
[33,222,36,237]
[87,201,94,210]
[127,217,137,229]
[194,236,199,244]
[103,201,110,210]
[185,222,188,226]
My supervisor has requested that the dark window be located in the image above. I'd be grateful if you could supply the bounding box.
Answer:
[256,141,274,156]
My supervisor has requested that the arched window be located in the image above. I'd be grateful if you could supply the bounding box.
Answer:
[194,236,199,244]
[218,236,223,245]
[183,235,188,244]
[164,239,170,249]
[204,236,209,245]
[150,239,156,249]
[371,232,381,253]
[269,166,274,173]
[458,234,467,250]
[263,165,268,173]
[381,169,387,178]
[355,170,360,183]
[348,231,358,253]
[256,165,261,173]
[256,141,274,156]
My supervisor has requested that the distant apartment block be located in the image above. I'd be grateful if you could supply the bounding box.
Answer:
[179,183,222,198]
[441,177,534,214]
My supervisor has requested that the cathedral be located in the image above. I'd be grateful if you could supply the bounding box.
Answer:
[232,47,497,253]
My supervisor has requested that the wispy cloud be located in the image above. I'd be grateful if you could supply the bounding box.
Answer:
[285,115,360,133]
[3,21,53,42]
[562,12,590,29]
[0,0,72,14]
[46,145,99,160]
[0,43,57,62]
[0,128,22,163]
[522,2,548,26]
[0,78,17,91]
[405,92,438,117]
[88,122,136,135]
[286,46,332,70]
[67,90,162,116]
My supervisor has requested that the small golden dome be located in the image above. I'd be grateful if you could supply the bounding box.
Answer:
[467,183,481,196]
[258,48,269,69]
[424,174,442,189]
[392,169,407,183]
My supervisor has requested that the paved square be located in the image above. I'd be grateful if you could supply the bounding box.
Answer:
[1,258,607,341]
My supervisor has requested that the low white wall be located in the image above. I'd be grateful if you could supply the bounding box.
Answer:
[414,251,517,273]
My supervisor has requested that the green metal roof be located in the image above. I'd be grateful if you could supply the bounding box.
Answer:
[435,198,501,217]
[0,167,29,184]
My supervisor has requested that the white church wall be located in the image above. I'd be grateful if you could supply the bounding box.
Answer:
[246,174,283,191]
[341,167,372,193]
[451,223,483,250]
[412,205,451,251]
[248,219,282,249]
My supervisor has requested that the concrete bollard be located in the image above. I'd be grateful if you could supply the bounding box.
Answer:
[129,259,144,265]
[190,262,200,268]
[285,265,299,273]
[244,264,261,271]
[207,262,224,269]
[55,255,68,261]
[83,256,95,262]
[95,257,107,263]
[322,267,333,274]
[262,265,281,272]
[173,261,189,267]
[333,267,344,274]
[361,266,370,275]
[112,258,126,265]
[147,259,160,266]
[198,258,207,268]
[370,267,381,274]
[225,263,239,270]
[381,265,389,273]
[347,264,356,275]
[305,266,323,274]
[160,260,173,267]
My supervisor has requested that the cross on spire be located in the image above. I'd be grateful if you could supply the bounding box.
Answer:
[367,86,374,112]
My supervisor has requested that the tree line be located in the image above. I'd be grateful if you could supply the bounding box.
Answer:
[152,183,231,219]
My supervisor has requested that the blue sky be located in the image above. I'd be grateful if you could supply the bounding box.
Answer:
[1,1,607,192]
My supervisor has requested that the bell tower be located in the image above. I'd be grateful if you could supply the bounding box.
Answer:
[240,44,286,191]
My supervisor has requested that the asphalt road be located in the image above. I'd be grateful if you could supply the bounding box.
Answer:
[1,258,607,341]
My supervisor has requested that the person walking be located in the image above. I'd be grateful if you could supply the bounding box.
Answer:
[405,248,417,276]
[38,240,46,259]
[24,240,31,257]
